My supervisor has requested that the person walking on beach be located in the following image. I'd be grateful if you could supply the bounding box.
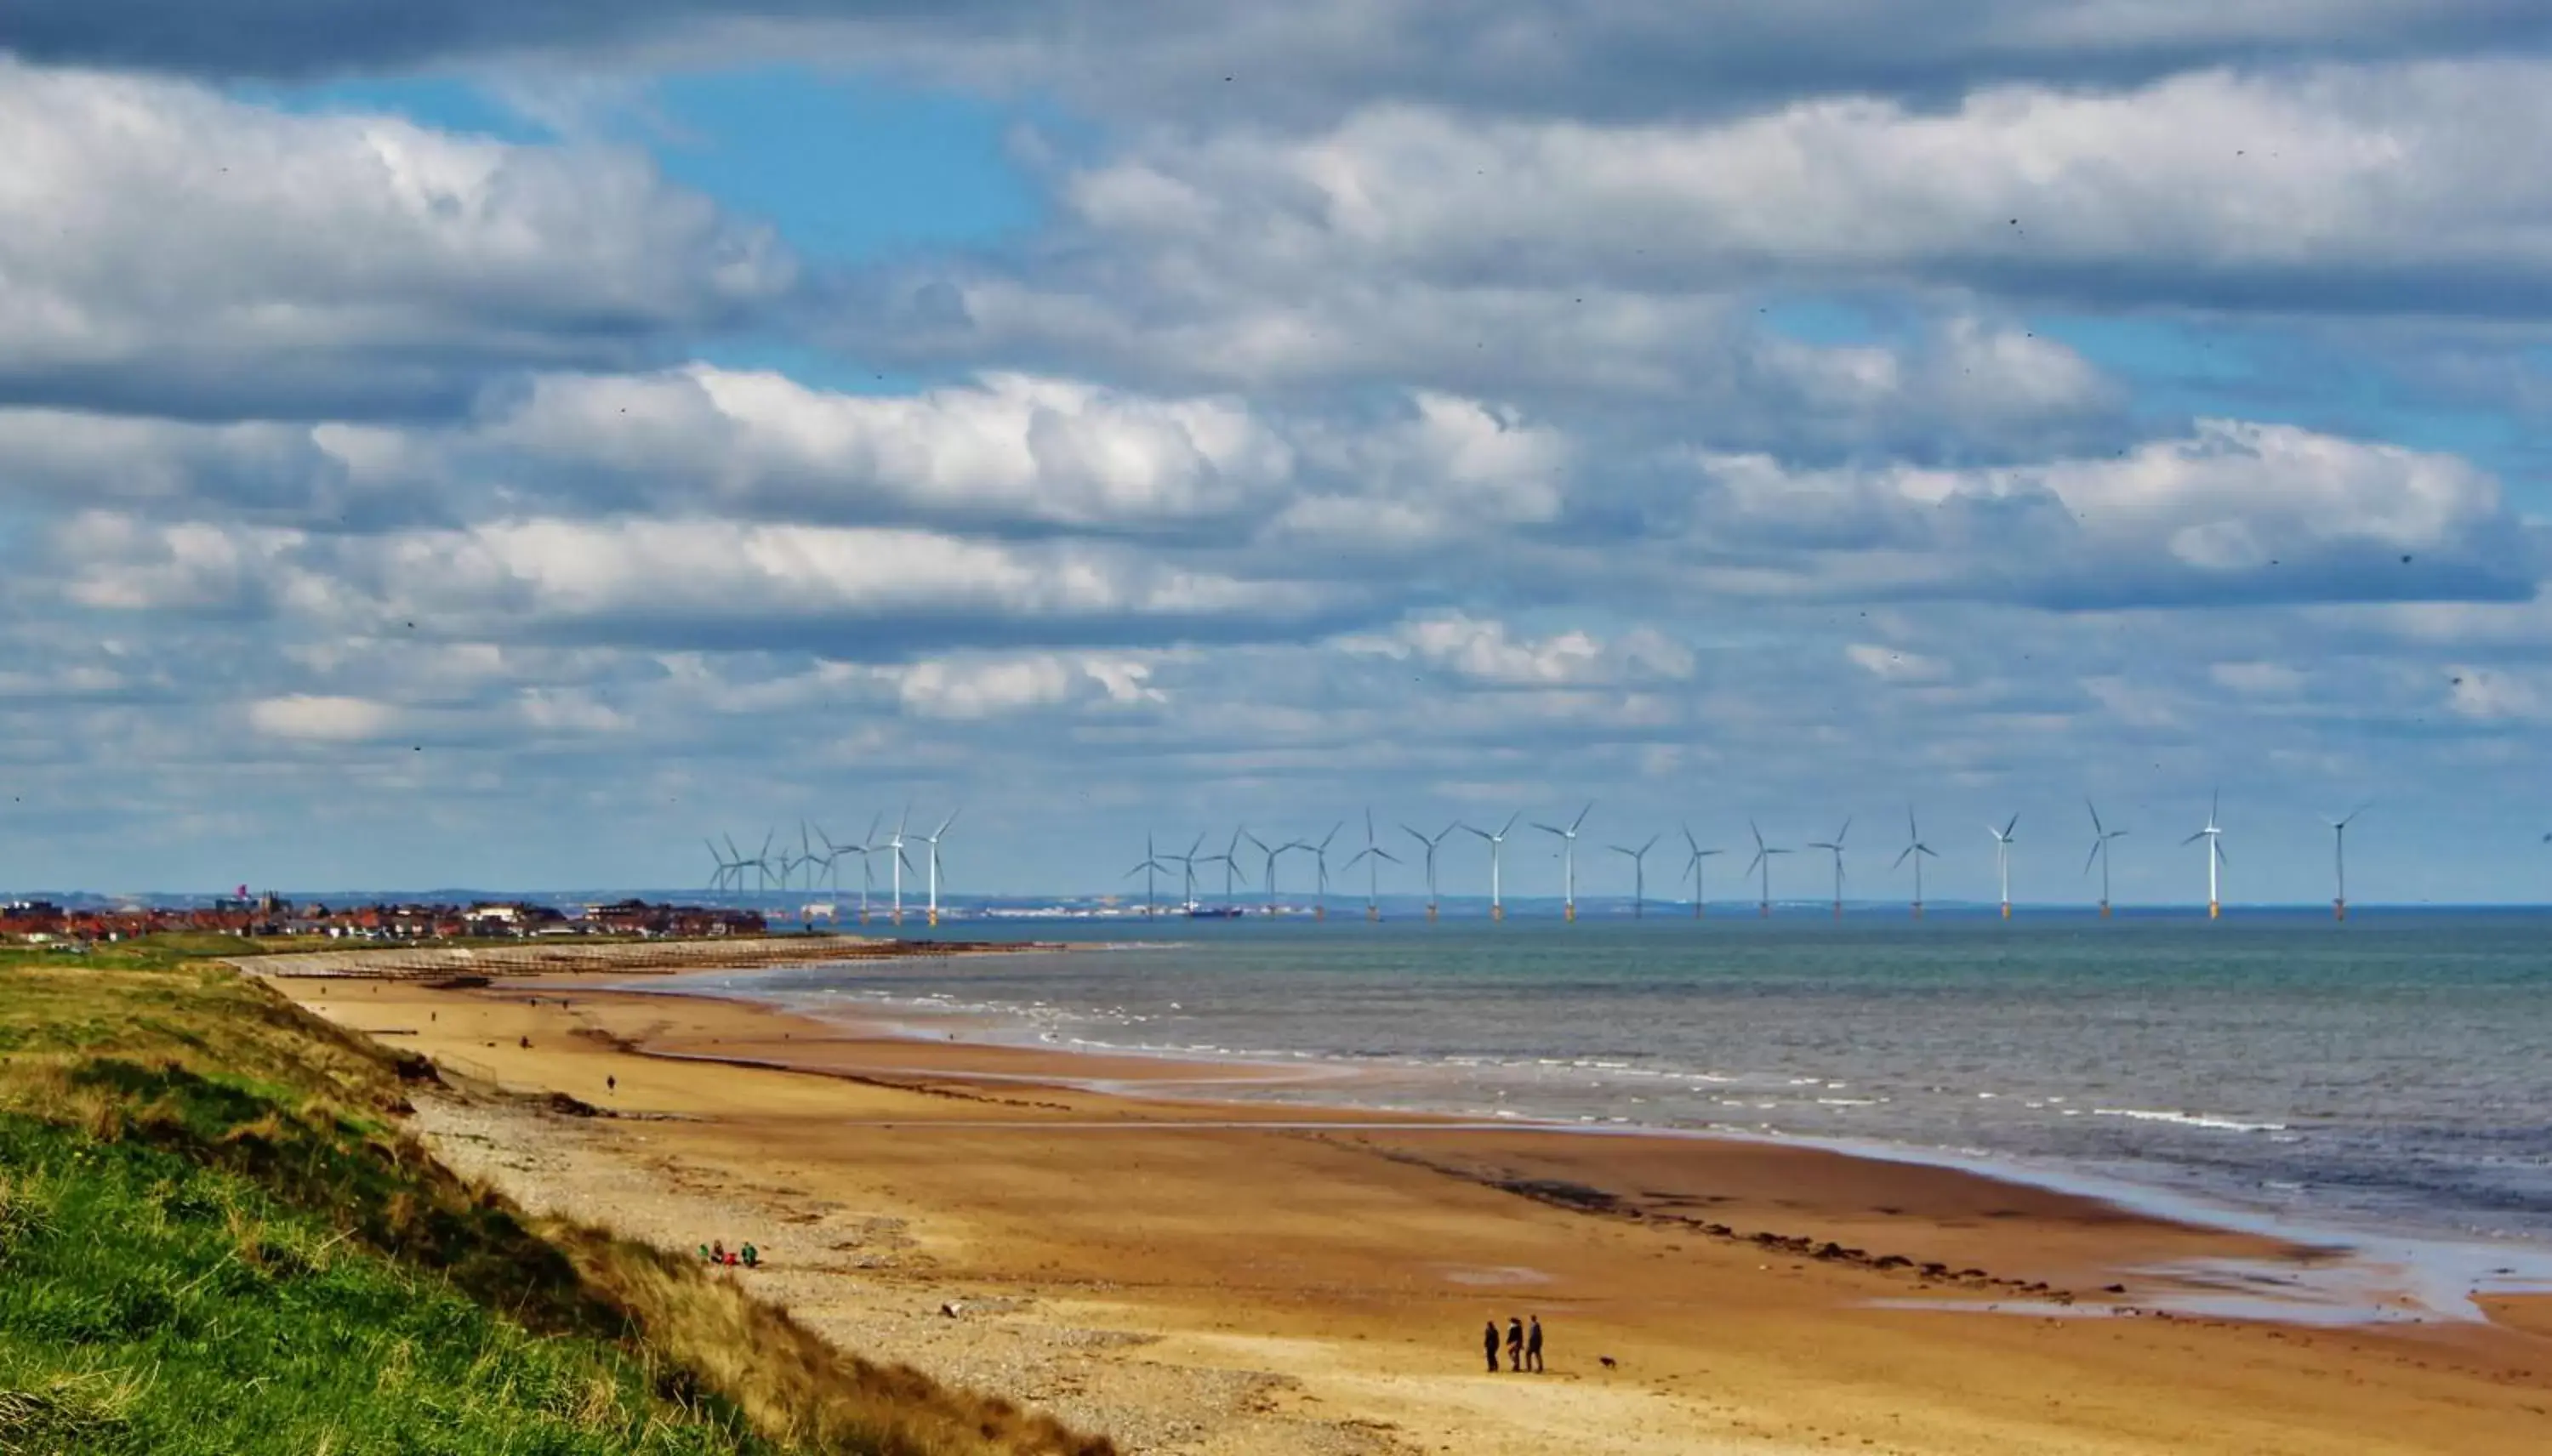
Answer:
[1506,1317,1524,1372]
[1526,1315,1544,1372]
[1483,1321,1501,1372]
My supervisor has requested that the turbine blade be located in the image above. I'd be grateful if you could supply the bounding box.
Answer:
[1893,845,1914,868]
[1570,801,1593,833]
[2086,797,2104,835]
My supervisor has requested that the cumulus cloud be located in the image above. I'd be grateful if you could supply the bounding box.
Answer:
[1032,63,2552,317]
[1682,419,2532,608]
[247,693,402,742]
[1340,613,1695,688]
[49,511,1354,651]
[1847,643,1951,682]
[10,1,2543,123]
[876,651,1167,719]
[0,60,791,418]
[484,367,1292,532]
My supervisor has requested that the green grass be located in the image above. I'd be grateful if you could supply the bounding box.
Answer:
[0,1110,781,1455]
[0,933,275,974]
[0,961,1110,1456]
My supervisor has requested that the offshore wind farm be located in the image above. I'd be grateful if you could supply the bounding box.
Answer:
[692,792,2498,924]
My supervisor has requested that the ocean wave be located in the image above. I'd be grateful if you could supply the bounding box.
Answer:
[2093,1107,2290,1134]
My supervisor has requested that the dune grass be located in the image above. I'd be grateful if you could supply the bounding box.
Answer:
[0,960,1111,1456]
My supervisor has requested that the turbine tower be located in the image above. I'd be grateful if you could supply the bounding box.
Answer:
[881,809,912,925]
[1463,813,1522,922]
[1988,814,2019,920]
[1535,802,1595,923]
[1894,809,1937,919]
[843,813,880,923]
[755,829,778,896]
[1167,833,1207,912]
[1611,835,1659,919]
[1746,820,1791,918]
[2182,792,2227,920]
[2084,800,2126,920]
[1404,822,1458,922]
[704,838,735,895]
[1127,833,1167,918]
[2326,806,2364,922]
[1681,824,1722,919]
[1305,822,1344,920]
[921,808,959,927]
[1242,829,1289,914]
[1217,828,1249,905]
[1807,817,1851,921]
[1347,811,1400,921]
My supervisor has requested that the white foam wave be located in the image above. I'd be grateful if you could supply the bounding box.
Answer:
[2093,1107,2289,1134]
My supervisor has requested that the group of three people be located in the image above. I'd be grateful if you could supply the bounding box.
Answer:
[1485,1315,1544,1372]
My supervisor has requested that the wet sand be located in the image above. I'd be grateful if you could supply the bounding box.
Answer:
[281,970,2552,1454]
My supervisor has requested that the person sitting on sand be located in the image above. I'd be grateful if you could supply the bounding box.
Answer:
[1483,1320,1501,1373]
[1527,1315,1544,1373]
[1507,1317,1524,1372]
[710,1239,726,1264]
[741,1243,759,1268]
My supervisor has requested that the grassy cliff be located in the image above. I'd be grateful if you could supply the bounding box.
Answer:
[0,957,1109,1456]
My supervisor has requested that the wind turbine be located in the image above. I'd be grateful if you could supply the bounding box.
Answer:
[1404,822,1457,922]
[1988,814,2019,920]
[1127,833,1168,918]
[1304,822,1344,920]
[881,808,913,924]
[799,822,832,905]
[1894,809,1938,919]
[2084,800,2126,919]
[1216,828,1248,905]
[841,813,880,923]
[1535,802,1595,923]
[2182,792,2227,920]
[921,808,959,927]
[2326,806,2365,922]
[704,839,733,895]
[1347,811,1399,921]
[1611,835,1659,919]
[755,829,778,896]
[723,834,756,901]
[1166,833,1207,912]
[1746,821,1791,918]
[812,824,845,897]
[1680,824,1722,919]
[1807,817,1851,920]
[1463,813,1522,922]
[1242,829,1289,914]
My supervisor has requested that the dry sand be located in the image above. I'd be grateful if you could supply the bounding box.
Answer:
[278,969,2552,1454]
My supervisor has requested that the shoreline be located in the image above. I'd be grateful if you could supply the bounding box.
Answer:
[276,965,2552,1454]
[593,962,2552,1322]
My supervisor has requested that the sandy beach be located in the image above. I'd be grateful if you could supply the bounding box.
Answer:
[276,967,2552,1454]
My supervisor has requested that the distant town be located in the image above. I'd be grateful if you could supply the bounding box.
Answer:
[1,894,768,947]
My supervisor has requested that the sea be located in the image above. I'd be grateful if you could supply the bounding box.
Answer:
[699,909,2552,1271]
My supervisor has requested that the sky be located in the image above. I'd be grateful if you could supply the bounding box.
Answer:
[5,3,2552,905]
